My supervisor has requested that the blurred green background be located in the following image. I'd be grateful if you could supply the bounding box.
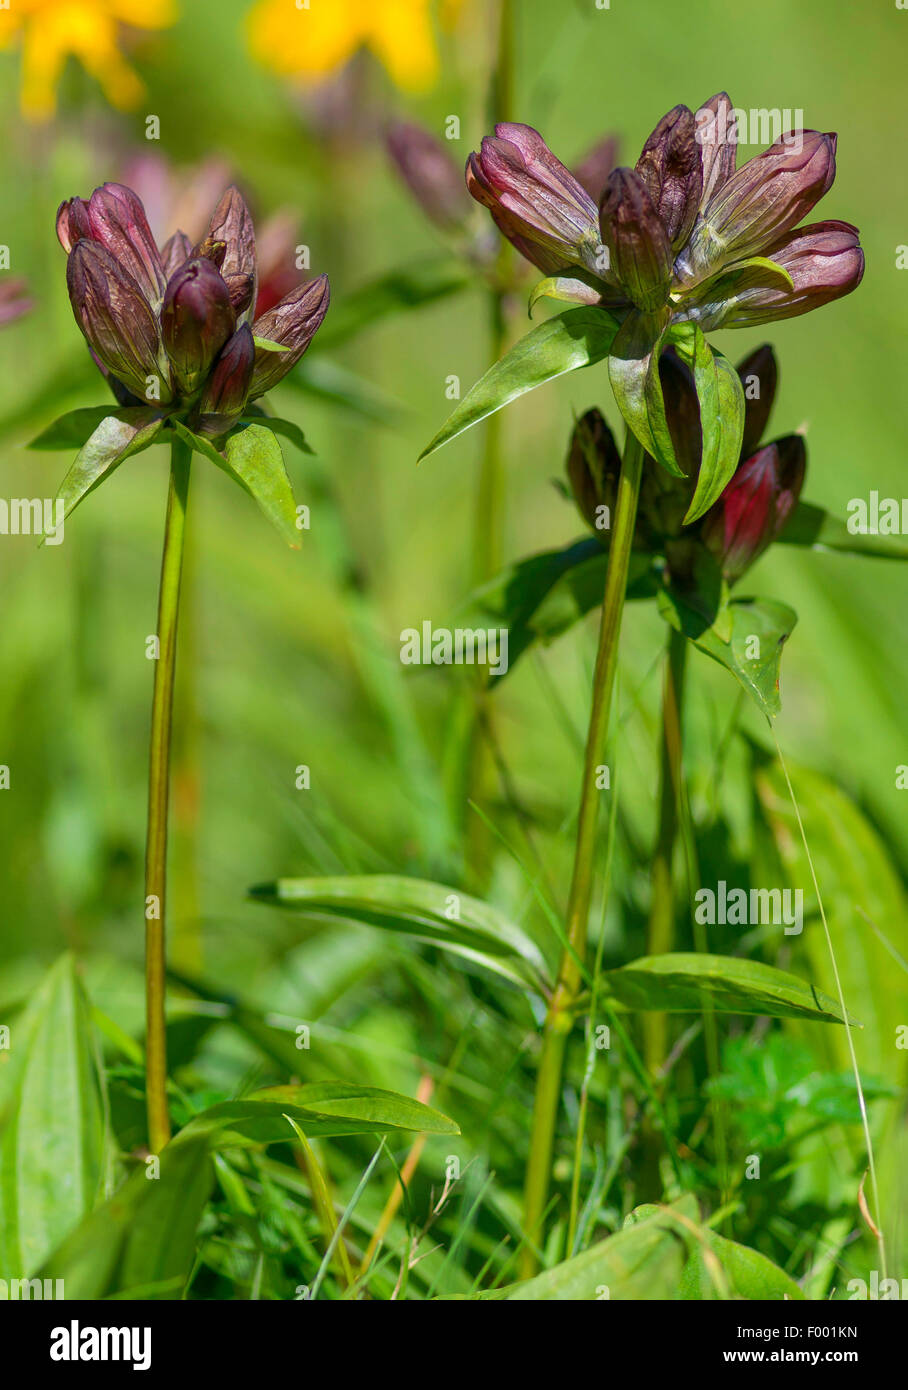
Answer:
[0,0,905,1286]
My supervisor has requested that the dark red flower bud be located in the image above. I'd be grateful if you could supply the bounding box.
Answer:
[466,123,606,277]
[736,344,778,457]
[248,273,330,398]
[635,104,703,249]
[161,257,235,394]
[200,186,257,322]
[58,183,166,307]
[387,122,468,234]
[66,240,172,404]
[701,435,806,580]
[199,323,255,422]
[566,408,622,535]
[599,168,672,311]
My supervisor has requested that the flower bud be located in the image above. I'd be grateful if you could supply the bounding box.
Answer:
[694,91,737,204]
[466,123,606,277]
[248,273,330,398]
[198,323,255,423]
[67,240,172,403]
[160,229,192,279]
[701,435,806,580]
[58,183,166,307]
[200,186,257,321]
[599,168,672,311]
[735,344,778,457]
[161,257,235,394]
[635,104,703,249]
[387,122,468,234]
[566,408,621,534]
[715,221,864,328]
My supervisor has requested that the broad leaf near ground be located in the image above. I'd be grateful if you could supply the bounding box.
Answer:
[419,306,620,461]
[600,952,857,1025]
[659,590,797,720]
[249,873,550,989]
[0,955,107,1277]
[53,409,165,521]
[680,1228,804,1299]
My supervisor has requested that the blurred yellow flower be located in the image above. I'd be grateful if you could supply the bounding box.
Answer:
[247,0,443,93]
[0,0,176,122]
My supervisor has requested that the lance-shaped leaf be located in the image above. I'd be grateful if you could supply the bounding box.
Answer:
[680,1227,804,1300]
[28,404,122,451]
[39,1130,212,1300]
[777,499,908,559]
[600,953,858,1024]
[420,307,620,461]
[659,588,797,719]
[608,310,683,476]
[55,408,165,521]
[249,874,550,989]
[173,420,300,548]
[668,322,746,523]
[0,956,107,1279]
[241,413,313,455]
[179,1083,459,1146]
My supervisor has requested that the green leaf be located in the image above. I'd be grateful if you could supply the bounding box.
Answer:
[600,952,858,1025]
[27,405,119,451]
[313,257,472,352]
[528,274,605,316]
[39,1131,212,1299]
[778,499,908,560]
[0,955,106,1277]
[241,414,313,455]
[180,1082,459,1146]
[681,1229,804,1300]
[249,874,549,990]
[252,336,292,352]
[419,306,620,461]
[659,590,797,719]
[54,409,165,521]
[669,323,746,523]
[466,539,657,683]
[608,310,684,478]
[724,255,795,291]
[173,420,301,548]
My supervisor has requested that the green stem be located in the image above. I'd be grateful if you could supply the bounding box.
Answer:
[521,430,644,1277]
[144,437,192,1154]
[642,626,686,1075]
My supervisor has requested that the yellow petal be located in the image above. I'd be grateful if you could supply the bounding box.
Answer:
[246,0,361,79]
[367,0,439,91]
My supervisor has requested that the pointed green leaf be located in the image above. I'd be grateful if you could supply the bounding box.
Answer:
[180,1082,459,1146]
[659,591,797,719]
[601,952,858,1024]
[28,405,119,451]
[55,409,165,521]
[252,336,292,353]
[39,1131,212,1299]
[608,310,684,477]
[528,274,604,316]
[249,873,549,989]
[668,323,745,523]
[0,955,106,1277]
[242,414,313,455]
[420,307,620,461]
[173,419,301,548]
[778,499,908,560]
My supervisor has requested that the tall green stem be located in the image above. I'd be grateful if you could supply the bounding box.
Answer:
[144,437,192,1153]
[521,430,644,1276]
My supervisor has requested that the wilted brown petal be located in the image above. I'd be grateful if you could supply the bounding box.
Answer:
[600,168,672,311]
[248,273,330,398]
[66,240,172,404]
[202,186,258,322]
[635,105,703,249]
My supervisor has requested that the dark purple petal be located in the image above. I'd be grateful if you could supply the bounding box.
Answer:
[635,104,703,248]
[694,92,737,204]
[387,122,468,233]
[572,136,619,203]
[160,229,192,279]
[199,323,255,419]
[161,257,235,394]
[59,184,167,306]
[466,123,605,276]
[201,186,257,322]
[66,240,171,403]
[736,344,778,455]
[248,273,330,398]
[599,168,672,311]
